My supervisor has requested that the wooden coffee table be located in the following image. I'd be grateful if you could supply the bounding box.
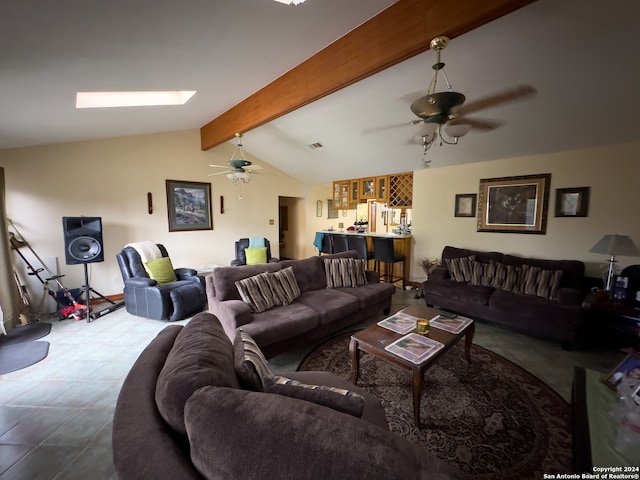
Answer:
[349,304,475,427]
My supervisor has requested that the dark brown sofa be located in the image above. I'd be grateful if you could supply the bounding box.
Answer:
[206,250,396,358]
[422,246,585,346]
[112,312,456,480]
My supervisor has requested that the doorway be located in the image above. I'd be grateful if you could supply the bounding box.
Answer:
[278,196,304,260]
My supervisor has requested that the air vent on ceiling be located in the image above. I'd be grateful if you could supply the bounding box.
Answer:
[308,142,323,149]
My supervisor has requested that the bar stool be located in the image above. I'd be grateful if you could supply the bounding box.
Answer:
[372,236,405,288]
[347,235,374,268]
[331,234,349,253]
[319,233,333,255]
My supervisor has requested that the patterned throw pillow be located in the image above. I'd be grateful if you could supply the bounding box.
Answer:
[235,272,282,313]
[268,376,365,418]
[492,263,523,293]
[521,264,563,299]
[470,260,497,287]
[233,330,365,417]
[445,255,476,282]
[234,328,273,391]
[324,258,367,288]
[271,267,301,305]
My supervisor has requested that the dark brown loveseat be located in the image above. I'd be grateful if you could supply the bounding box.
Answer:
[422,246,585,346]
[112,312,456,480]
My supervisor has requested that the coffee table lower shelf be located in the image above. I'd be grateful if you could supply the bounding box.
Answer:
[349,304,474,428]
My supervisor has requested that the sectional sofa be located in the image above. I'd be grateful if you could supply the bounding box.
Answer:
[112,312,456,479]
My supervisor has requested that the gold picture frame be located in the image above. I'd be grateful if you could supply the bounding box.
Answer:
[477,173,551,234]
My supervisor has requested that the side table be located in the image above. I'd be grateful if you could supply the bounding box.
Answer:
[582,295,640,350]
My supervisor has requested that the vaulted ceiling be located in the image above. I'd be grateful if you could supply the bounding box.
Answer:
[2,0,639,185]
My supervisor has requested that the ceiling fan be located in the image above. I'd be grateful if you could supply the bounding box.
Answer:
[208,133,263,183]
[408,35,536,157]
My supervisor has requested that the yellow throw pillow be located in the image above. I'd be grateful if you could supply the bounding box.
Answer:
[145,257,177,284]
[245,247,267,265]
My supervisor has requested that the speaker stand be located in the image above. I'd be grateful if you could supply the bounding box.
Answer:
[80,262,116,323]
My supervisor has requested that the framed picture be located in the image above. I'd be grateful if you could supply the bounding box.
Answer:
[165,180,213,232]
[327,199,339,219]
[455,194,477,217]
[477,173,551,234]
[604,351,640,391]
[316,200,322,217]
[555,187,590,217]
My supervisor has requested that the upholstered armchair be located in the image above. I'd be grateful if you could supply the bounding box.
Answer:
[231,238,280,266]
[116,244,206,321]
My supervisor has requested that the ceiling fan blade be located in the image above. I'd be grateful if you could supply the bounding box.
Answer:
[208,170,232,176]
[208,164,229,168]
[243,164,263,171]
[448,117,502,131]
[363,122,412,134]
[455,85,536,117]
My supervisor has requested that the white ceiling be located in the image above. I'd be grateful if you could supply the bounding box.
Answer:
[2,0,640,185]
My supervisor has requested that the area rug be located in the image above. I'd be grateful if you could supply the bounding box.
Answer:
[299,334,573,480]
[0,322,51,375]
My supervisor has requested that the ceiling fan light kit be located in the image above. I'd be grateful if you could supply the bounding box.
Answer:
[208,133,264,192]
[410,36,469,158]
[409,35,536,161]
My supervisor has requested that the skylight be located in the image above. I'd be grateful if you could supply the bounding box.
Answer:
[75,91,196,109]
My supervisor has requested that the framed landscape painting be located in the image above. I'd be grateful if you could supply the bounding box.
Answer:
[477,173,551,234]
[165,180,213,232]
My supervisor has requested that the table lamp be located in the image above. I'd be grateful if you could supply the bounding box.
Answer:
[589,234,640,290]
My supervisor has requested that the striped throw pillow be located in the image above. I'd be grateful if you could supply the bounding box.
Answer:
[235,272,282,313]
[271,267,301,305]
[492,263,523,293]
[269,376,365,418]
[470,260,497,287]
[324,258,367,288]
[445,255,476,282]
[521,264,563,299]
[234,329,274,391]
[233,330,365,417]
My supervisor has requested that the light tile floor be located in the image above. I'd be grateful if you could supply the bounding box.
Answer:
[0,289,622,479]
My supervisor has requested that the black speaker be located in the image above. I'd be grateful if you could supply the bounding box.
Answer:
[62,216,104,265]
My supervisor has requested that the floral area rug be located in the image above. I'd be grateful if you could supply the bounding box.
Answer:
[299,334,573,480]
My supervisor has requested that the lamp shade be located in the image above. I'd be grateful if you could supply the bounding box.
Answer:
[589,234,640,257]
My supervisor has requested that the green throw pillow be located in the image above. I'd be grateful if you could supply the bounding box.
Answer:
[145,257,177,284]
[245,247,267,265]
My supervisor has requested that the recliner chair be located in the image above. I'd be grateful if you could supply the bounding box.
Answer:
[116,244,206,321]
[231,238,279,266]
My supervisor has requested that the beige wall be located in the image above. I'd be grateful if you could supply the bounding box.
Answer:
[0,129,304,297]
[411,142,640,282]
[2,130,638,301]
[278,196,306,260]
[303,142,639,283]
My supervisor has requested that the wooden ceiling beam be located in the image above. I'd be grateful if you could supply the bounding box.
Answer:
[200,0,536,150]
